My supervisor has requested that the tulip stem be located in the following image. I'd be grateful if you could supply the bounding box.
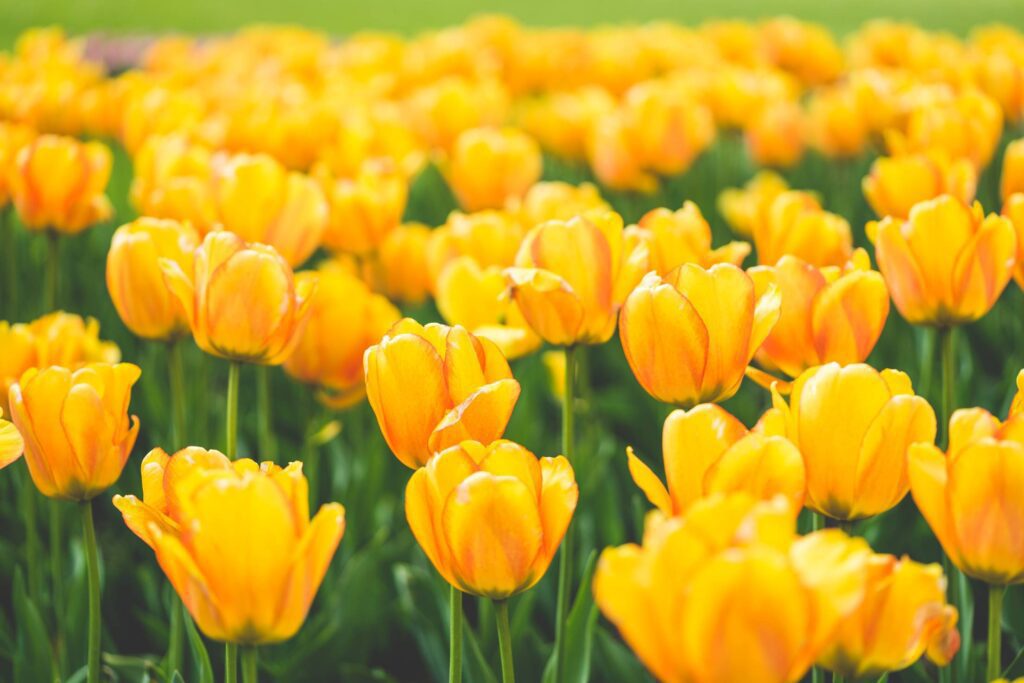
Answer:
[241,645,258,683]
[226,361,240,459]
[939,327,956,447]
[810,511,826,683]
[494,599,515,683]
[44,230,59,312]
[81,500,101,683]
[554,344,576,683]
[256,366,276,461]
[988,584,1005,681]
[225,643,238,683]
[50,499,65,673]
[449,584,463,683]
[167,594,184,677]
[168,339,187,450]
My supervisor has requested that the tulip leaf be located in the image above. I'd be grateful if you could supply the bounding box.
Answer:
[1003,645,1024,678]
[1003,584,1024,639]
[182,607,214,683]
[541,550,599,683]
[12,568,57,683]
[956,570,976,683]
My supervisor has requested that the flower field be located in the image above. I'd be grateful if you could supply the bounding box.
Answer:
[2,9,1024,683]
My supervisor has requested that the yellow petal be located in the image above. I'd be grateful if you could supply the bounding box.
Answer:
[704,434,806,511]
[908,443,961,569]
[626,446,672,515]
[429,378,520,453]
[663,404,747,512]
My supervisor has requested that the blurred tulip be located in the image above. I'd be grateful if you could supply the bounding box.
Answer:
[0,409,23,469]
[364,319,521,468]
[808,87,870,159]
[625,201,750,275]
[745,100,806,168]
[376,223,432,304]
[754,190,853,268]
[869,195,1016,326]
[1002,138,1024,202]
[864,152,977,220]
[620,80,715,176]
[748,250,889,378]
[890,90,1003,170]
[586,112,658,193]
[9,134,112,233]
[717,170,790,239]
[114,447,345,644]
[8,363,140,500]
[0,121,35,208]
[446,126,542,212]
[426,210,525,287]
[512,180,610,227]
[129,135,216,233]
[405,76,508,151]
[315,161,408,255]
[161,231,315,365]
[405,439,577,598]
[773,363,936,521]
[1003,192,1024,290]
[106,217,199,341]
[619,264,780,406]
[506,211,649,346]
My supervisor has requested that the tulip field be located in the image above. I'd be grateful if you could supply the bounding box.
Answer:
[5,8,1024,683]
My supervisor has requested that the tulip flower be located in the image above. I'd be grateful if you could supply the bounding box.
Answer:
[113,447,346,644]
[512,180,610,227]
[446,126,542,212]
[405,76,509,151]
[626,403,805,515]
[619,263,780,406]
[772,363,936,521]
[744,100,806,169]
[748,250,889,379]
[619,80,715,177]
[625,201,750,276]
[161,231,315,365]
[868,195,1016,327]
[586,112,658,193]
[889,90,1003,170]
[1003,193,1024,290]
[7,363,140,500]
[718,170,790,238]
[106,217,199,341]
[129,134,216,232]
[1002,139,1024,202]
[818,554,959,679]
[315,160,408,255]
[863,152,977,220]
[376,223,432,304]
[0,409,23,469]
[426,210,526,287]
[808,86,870,159]
[284,264,400,409]
[364,319,521,468]
[405,439,577,598]
[754,190,853,268]
[506,211,650,346]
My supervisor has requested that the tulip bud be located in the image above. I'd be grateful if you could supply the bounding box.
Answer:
[316,161,408,255]
[129,135,217,233]
[863,152,977,220]
[426,210,525,288]
[718,170,790,239]
[745,100,806,169]
[754,190,853,268]
[626,201,750,275]
[376,222,432,304]
[446,126,542,212]
[808,86,870,159]
[405,76,509,151]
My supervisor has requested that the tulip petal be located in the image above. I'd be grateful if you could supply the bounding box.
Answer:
[704,434,806,511]
[908,443,961,568]
[505,267,586,346]
[873,218,933,324]
[0,418,23,469]
[951,213,1016,323]
[663,404,747,512]
[812,270,889,365]
[537,456,578,561]
[112,494,176,546]
[626,446,673,515]
[429,379,520,454]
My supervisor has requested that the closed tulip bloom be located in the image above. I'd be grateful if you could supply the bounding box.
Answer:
[405,439,576,598]
[426,210,526,290]
[808,87,870,159]
[364,319,521,468]
[405,76,509,151]
[754,191,853,268]
[1002,138,1024,202]
[626,201,750,276]
[748,250,889,378]
[106,217,199,341]
[620,81,715,176]
[627,403,805,515]
[586,112,658,194]
[819,554,959,679]
[512,181,610,227]
[619,264,780,406]
[377,223,432,304]
[718,171,790,239]
[446,126,542,212]
[506,211,650,346]
[10,134,112,233]
[1003,193,1024,289]
[113,447,345,644]
[745,100,806,169]
[863,153,977,220]
[161,231,315,365]
[129,135,216,233]
[869,195,1016,326]
[773,363,936,521]
[909,407,1024,585]
[8,363,140,500]
[891,90,1003,170]
[315,161,408,255]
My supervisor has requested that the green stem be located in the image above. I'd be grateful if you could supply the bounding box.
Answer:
[168,340,187,450]
[494,600,515,683]
[554,345,576,683]
[832,673,846,683]
[989,584,1005,682]
[241,645,258,683]
[811,511,826,683]
[939,327,955,448]
[167,596,183,677]
[938,326,963,683]
[81,500,101,683]
[2,206,16,319]
[226,361,240,459]
[44,230,59,312]
[50,499,65,673]
[837,519,855,536]
[225,642,238,683]
[257,366,275,461]
[449,584,463,683]
[20,465,42,606]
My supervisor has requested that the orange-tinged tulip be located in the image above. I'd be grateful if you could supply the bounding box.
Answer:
[754,190,853,268]
[446,126,542,212]
[718,171,790,239]
[512,180,610,227]
[619,264,780,406]
[745,100,806,169]
[1004,193,1024,289]
[586,112,658,194]
[405,439,577,598]
[748,250,889,378]
[161,231,315,365]
[620,80,715,177]
[0,121,35,207]
[405,76,509,151]
[627,403,805,515]
[864,153,978,220]
[909,407,1024,585]
[364,319,521,468]
[772,363,936,521]
[9,134,112,233]
[129,134,216,233]
[1002,138,1024,202]
[808,87,870,159]
[625,202,750,276]
[284,265,400,409]
[890,90,1004,170]
[106,217,199,341]
[426,210,525,288]
[0,409,23,470]
[506,211,649,346]
[868,195,1016,327]
[315,161,408,255]
[8,363,140,500]
[818,554,959,679]
[376,222,432,304]
[113,447,345,644]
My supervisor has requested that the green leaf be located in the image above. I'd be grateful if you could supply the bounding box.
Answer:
[171,671,186,683]
[1003,644,1024,678]
[542,551,599,683]
[12,568,57,683]
[956,570,976,683]
[183,608,214,683]
[1003,584,1024,639]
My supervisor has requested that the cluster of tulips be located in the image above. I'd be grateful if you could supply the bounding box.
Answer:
[2,14,1024,683]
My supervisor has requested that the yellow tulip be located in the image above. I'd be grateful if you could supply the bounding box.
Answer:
[0,409,23,470]
[744,100,806,169]
[517,87,616,162]
[364,319,521,469]
[129,134,217,234]
[9,134,112,233]
[625,201,750,276]
[909,407,1024,584]
[863,152,977,220]
[620,80,715,177]
[760,17,844,86]
[404,76,509,151]
[106,217,199,341]
[8,363,140,500]
[1002,138,1024,202]
[808,87,870,159]
[890,90,1004,170]
[586,112,658,194]
[773,363,936,521]
[315,160,408,255]
[512,180,610,227]
[376,222,432,305]
[506,211,650,346]
[748,250,889,378]
[627,403,805,515]
[619,263,780,406]
[1002,193,1024,290]
[819,554,959,679]
[161,231,315,365]
[718,170,790,239]
[113,447,345,644]
[0,121,35,208]
[405,439,576,598]
[446,126,542,212]
[426,210,525,288]
[869,195,1016,327]
[754,190,853,268]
